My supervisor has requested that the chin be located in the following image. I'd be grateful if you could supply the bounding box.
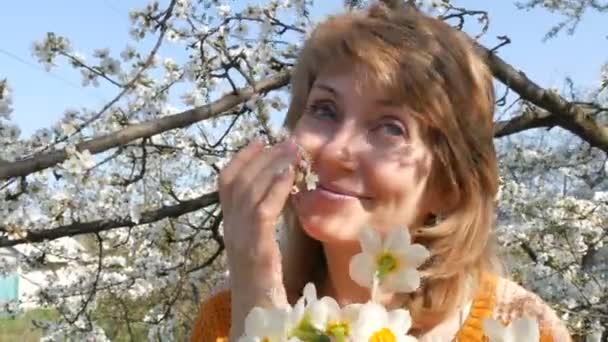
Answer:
[293,204,364,244]
[290,187,372,243]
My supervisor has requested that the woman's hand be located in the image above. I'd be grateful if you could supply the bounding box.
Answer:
[218,138,299,338]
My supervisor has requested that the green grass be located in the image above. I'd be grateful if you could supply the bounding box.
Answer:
[0,308,58,342]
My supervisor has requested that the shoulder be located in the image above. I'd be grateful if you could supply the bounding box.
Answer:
[189,282,232,342]
[493,276,571,342]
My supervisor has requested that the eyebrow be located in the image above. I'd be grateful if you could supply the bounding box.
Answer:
[312,82,398,107]
[313,83,340,98]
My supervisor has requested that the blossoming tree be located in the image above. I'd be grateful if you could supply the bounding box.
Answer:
[0,0,606,340]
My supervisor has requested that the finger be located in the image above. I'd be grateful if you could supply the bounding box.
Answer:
[247,151,300,207]
[232,139,298,200]
[254,164,296,234]
[219,139,264,193]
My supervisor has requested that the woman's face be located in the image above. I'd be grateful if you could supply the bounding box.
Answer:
[291,69,435,244]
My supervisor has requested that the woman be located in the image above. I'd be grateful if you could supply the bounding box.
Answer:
[190,3,571,341]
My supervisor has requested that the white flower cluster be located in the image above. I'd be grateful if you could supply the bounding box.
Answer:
[31,32,72,71]
[240,226,428,341]
[61,145,96,174]
[3,0,312,338]
[417,0,450,13]
[496,139,607,335]
[0,80,13,118]
[601,62,608,90]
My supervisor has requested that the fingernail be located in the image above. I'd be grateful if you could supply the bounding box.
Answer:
[275,164,293,177]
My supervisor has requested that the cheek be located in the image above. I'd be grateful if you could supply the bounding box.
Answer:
[363,155,432,227]
[291,119,329,153]
[366,161,414,203]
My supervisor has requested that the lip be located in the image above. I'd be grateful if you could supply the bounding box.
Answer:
[318,184,372,200]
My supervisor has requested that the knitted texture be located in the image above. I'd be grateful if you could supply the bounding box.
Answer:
[189,290,230,342]
[492,277,572,342]
[189,274,571,341]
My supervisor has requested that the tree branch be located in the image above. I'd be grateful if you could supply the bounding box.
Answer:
[382,2,608,151]
[0,71,290,180]
[0,191,219,247]
[478,44,608,152]
[493,108,556,138]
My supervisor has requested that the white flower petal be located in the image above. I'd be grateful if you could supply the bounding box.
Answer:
[387,308,412,334]
[288,301,305,328]
[402,243,431,268]
[356,302,384,322]
[244,307,267,336]
[352,302,388,337]
[267,308,289,334]
[349,253,376,288]
[342,303,362,323]
[359,227,382,254]
[308,298,331,329]
[302,282,317,305]
[383,267,420,293]
[319,296,341,321]
[400,337,419,342]
[384,227,411,252]
[511,317,540,341]
[482,318,507,340]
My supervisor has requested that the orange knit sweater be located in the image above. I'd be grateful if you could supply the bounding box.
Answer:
[189,274,571,341]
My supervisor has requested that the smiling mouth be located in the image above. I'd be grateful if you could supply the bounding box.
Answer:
[318,184,372,200]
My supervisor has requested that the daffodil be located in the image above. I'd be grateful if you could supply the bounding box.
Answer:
[350,302,418,342]
[482,317,540,342]
[349,227,430,295]
[287,283,331,341]
[310,298,362,342]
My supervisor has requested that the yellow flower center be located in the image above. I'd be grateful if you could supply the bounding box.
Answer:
[369,328,397,342]
[326,320,350,337]
[376,253,399,279]
[261,338,270,342]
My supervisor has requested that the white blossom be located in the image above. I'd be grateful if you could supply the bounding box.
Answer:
[80,68,100,87]
[217,4,231,17]
[181,89,205,107]
[234,22,249,38]
[0,81,14,118]
[61,122,77,135]
[93,48,110,59]
[100,56,121,75]
[120,44,137,61]
[238,307,290,342]
[349,227,430,295]
[350,302,418,342]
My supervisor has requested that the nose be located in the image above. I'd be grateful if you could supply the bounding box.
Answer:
[317,121,362,171]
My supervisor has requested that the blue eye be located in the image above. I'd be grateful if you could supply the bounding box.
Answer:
[308,103,337,120]
[376,122,406,137]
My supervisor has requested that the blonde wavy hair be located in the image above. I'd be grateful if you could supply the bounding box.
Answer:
[279,3,501,334]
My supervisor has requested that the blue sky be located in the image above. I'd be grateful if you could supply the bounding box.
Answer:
[1,0,606,137]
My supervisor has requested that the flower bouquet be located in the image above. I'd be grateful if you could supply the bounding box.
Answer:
[238,226,426,342]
